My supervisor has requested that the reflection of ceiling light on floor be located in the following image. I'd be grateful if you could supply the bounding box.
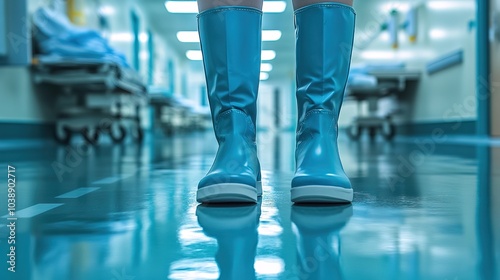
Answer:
[177,30,281,43]
[261,63,273,72]
[186,50,276,61]
[254,257,284,276]
[165,1,287,13]
[140,51,149,60]
[139,33,149,42]
[260,72,270,81]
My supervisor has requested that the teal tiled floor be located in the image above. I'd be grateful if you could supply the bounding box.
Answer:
[0,132,498,280]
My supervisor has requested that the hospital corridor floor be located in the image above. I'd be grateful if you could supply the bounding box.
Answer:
[0,131,499,280]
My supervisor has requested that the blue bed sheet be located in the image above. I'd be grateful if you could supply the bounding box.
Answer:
[32,7,129,67]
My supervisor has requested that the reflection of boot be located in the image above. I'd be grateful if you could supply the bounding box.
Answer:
[196,7,263,203]
[292,205,353,280]
[196,203,261,280]
[291,3,356,203]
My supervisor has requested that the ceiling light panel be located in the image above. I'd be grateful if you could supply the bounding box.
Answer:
[260,72,270,80]
[261,63,273,72]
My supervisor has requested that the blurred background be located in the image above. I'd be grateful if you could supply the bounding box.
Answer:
[0,0,498,142]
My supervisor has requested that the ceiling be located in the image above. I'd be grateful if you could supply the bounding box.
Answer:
[129,0,476,81]
[136,0,296,81]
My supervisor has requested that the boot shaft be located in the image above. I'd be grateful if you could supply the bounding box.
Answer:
[197,7,262,136]
[295,3,356,124]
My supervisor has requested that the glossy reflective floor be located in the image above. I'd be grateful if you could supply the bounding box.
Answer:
[0,131,499,280]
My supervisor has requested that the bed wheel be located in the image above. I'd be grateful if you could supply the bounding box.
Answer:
[83,127,100,145]
[54,125,72,145]
[381,122,396,141]
[368,127,378,141]
[163,125,174,136]
[132,127,144,143]
[110,124,127,143]
[347,125,361,141]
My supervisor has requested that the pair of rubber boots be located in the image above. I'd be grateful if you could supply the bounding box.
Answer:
[196,203,352,279]
[196,3,356,204]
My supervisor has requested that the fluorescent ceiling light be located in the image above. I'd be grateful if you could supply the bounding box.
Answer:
[177,30,281,43]
[99,5,115,16]
[263,1,287,13]
[109,32,149,43]
[262,30,282,41]
[165,1,198,13]
[186,50,276,61]
[186,50,202,60]
[261,63,273,72]
[427,1,475,10]
[262,50,276,60]
[260,72,269,80]
[166,1,286,13]
[177,31,199,43]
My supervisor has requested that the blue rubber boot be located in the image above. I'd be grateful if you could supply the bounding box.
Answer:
[196,203,261,279]
[196,7,262,203]
[292,205,353,279]
[291,3,356,203]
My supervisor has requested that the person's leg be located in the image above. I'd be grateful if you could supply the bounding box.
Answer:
[196,1,264,203]
[291,0,356,203]
[197,0,263,12]
[292,0,352,10]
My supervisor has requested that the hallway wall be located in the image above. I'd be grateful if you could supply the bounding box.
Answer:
[347,0,477,130]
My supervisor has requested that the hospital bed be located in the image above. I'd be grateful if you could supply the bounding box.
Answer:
[346,69,421,141]
[149,92,211,135]
[33,57,147,144]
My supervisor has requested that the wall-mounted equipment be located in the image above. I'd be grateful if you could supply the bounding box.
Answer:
[406,7,418,43]
[66,0,86,26]
[388,9,399,49]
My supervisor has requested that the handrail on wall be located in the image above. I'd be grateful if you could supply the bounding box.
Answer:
[426,49,464,75]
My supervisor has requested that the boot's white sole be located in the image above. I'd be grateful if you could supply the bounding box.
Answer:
[197,182,261,203]
[291,185,353,203]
